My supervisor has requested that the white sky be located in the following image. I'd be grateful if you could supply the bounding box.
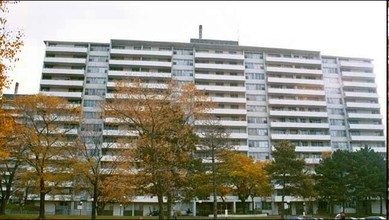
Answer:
[3,1,387,130]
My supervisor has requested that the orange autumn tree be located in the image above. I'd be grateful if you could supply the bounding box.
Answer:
[105,78,212,220]
[0,0,24,157]
[0,0,23,94]
[13,94,80,220]
[0,99,26,215]
[219,151,271,214]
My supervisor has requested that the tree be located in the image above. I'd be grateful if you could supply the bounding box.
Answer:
[12,94,80,219]
[316,147,387,215]
[105,79,212,220]
[197,120,231,219]
[0,0,24,95]
[0,103,26,214]
[218,151,271,214]
[266,140,305,219]
[71,130,134,220]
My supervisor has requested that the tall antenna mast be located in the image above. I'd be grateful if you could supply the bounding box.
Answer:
[199,25,203,39]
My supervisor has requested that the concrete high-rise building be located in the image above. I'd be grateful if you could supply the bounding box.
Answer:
[35,37,385,215]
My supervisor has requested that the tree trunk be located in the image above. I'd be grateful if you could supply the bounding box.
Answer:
[281,195,285,219]
[91,182,98,220]
[157,193,164,220]
[0,196,6,215]
[167,193,172,220]
[38,178,46,220]
[251,196,255,214]
[212,148,217,219]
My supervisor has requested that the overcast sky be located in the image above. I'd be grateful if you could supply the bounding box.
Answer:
[3,1,387,129]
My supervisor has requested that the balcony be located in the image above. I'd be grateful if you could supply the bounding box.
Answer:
[270,122,329,129]
[195,120,247,127]
[267,77,323,85]
[271,134,331,140]
[265,56,321,65]
[107,81,168,89]
[346,102,381,109]
[195,63,244,71]
[266,66,322,75]
[40,79,83,87]
[46,46,87,54]
[340,60,373,69]
[103,130,138,136]
[344,92,378,99]
[267,88,325,96]
[197,132,248,139]
[44,57,86,65]
[269,110,328,118]
[42,68,85,76]
[41,91,82,98]
[233,145,249,151]
[350,135,385,141]
[341,71,375,78]
[347,113,382,119]
[195,73,245,81]
[349,124,385,130]
[304,158,322,164]
[343,81,376,88]
[196,85,246,93]
[211,97,246,103]
[108,70,171,78]
[268,99,327,106]
[207,108,247,115]
[109,59,172,68]
[295,146,332,152]
[195,52,244,60]
[110,48,172,57]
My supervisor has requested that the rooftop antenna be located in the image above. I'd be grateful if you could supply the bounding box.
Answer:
[199,25,202,39]
[14,82,19,94]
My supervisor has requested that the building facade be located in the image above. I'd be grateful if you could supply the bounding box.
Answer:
[36,38,385,216]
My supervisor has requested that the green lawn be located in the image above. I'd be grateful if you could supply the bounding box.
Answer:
[0,214,283,219]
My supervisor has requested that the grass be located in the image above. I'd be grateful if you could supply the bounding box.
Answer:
[0,214,283,219]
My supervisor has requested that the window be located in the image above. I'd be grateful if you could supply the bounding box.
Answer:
[89,56,109,62]
[330,119,345,126]
[90,46,109,51]
[328,108,344,115]
[248,128,268,136]
[83,111,100,119]
[172,70,193,77]
[87,66,108,73]
[246,73,265,80]
[247,105,266,112]
[245,52,263,59]
[173,59,193,66]
[85,89,106,96]
[331,130,346,137]
[173,49,193,55]
[81,123,102,132]
[245,62,263,69]
[246,94,266,101]
[83,100,99,107]
[247,117,267,124]
[246,83,265,90]
[248,152,269,160]
[248,140,268,148]
[333,142,348,150]
[322,58,336,64]
[325,88,341,94]
[322,67,338,74]
[86,77,106,84]
[327,98,343,104]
